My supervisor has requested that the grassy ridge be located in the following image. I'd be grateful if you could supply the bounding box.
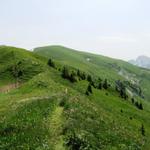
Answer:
[34,45,150,101]
[0,46,47,87]
[0,46,150,149]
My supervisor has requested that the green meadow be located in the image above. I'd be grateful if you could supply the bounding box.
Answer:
[0,45,150,150]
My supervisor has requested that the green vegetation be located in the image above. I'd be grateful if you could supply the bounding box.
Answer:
[0,45,150,149]
[34,45,150,101]
[0,46,46,87]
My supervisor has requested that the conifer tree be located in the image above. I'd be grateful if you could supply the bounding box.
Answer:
[87,75,92,82]
[103,79,108,89]
[85,83,92,95]
[62,67,70,79]
[98,82,102,90]
[70,71,77,83]
[131,98,135,104]
[139,102,143,110]
[87,83,92,93]
[141,124,145,136]
[48,58,55,68]
[81,72,86,80]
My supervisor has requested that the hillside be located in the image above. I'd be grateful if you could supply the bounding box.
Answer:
[34,46,150,101]
[0,46,150,150]
[0,46,47,87]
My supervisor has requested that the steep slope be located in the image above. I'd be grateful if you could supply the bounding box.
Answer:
[34,45,150,101]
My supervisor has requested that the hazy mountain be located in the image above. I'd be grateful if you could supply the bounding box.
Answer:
[129,55,150,69]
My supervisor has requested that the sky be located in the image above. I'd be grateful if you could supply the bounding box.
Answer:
[0,0,150,60]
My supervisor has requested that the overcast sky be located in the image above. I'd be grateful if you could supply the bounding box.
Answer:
[0,0,150,60]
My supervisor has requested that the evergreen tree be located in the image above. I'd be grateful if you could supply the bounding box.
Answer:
[103,79,108,89]
[76,69,86,80]
[131,98,135,104]
[70,71,77,83]
[48,58,55,68]
[87,75,92,82]
[91,81,96,88]
[141,124,145,136]
[85,83,92,95]
[81,72,86,80]
[135,101,143,110]
[88,84,92,93]
[62,67,70,79]
[12,61,23,80]
[139,87,142,97]
[77,69,81,77]
[98,82,102,90]
[120,88,125,98]
[139,102,143,110]
[135,101,139,108]
[116,80,128,99]
[85,90,89,96]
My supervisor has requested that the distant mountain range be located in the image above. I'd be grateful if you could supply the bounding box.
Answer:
[129,55,150,69]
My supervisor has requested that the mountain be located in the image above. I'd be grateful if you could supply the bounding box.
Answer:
[34,46,150,101]
[0,45,150,150]
[129,55,150,69]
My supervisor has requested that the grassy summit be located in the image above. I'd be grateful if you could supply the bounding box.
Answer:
[0,46,150,149]
[0,46,46,87]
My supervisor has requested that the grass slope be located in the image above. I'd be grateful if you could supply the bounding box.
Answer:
[0,46,47,87]
[0,46,150,149]
[34,45,150,101]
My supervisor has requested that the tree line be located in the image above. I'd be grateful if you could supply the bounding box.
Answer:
[48,58,144,110]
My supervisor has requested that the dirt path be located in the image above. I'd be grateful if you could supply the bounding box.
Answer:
[0,83,21,93]
[49,106,65,150]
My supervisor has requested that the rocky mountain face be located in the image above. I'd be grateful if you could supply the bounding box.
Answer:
[129,55,150,69]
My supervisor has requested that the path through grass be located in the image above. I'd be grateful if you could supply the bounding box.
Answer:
[49,106,65,150]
